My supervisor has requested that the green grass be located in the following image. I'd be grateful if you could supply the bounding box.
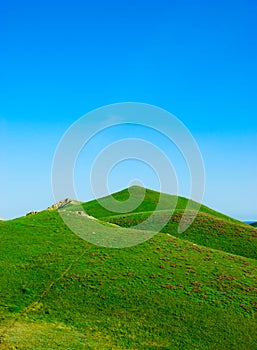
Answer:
[82,186,239,223]
[84,186,257,259]
[105,210,257,260]
[0,187,257,349]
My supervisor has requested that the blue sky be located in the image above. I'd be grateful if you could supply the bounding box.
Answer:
[0,0,256,220]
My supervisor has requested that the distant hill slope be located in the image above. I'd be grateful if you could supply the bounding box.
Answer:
[107,210,257,260]
[0,210,257,349]
[82,186,257,260]
[82,186,239,222]
[250,222,257,228]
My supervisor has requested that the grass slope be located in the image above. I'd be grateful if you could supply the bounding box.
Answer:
[105,210,257,260]
[82,186,239,223]
[83,186,257,260]
[0,207,257,349]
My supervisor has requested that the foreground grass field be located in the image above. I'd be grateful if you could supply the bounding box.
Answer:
[0,187,256,349]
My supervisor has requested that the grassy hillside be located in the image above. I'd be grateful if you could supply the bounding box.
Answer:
[105,210,257,260]
[83,186,257,260]
[82,186,239,223]
[0,188,257,349]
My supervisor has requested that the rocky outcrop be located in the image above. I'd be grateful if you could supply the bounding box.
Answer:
[47,198,81,211]
[24,198,82,217]
[26,211,39,216]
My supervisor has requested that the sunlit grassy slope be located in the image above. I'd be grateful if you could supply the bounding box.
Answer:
[0,187,257,349]
[82,186,238,222]
[83,186,257,260]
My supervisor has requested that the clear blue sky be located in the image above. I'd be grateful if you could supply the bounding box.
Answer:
[0,0,256,220]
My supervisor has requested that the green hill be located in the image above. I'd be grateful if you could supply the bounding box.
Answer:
[83,186,257,260]
[0,187,257,349]
[82,186,238,222]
